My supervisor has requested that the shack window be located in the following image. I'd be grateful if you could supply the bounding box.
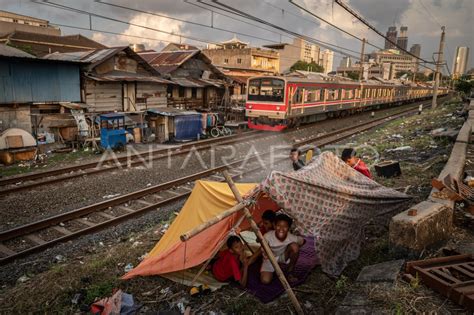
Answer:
[192,87,197,98]
[237,58,242,64]
[224,58,229,64]
[178,86,185,98]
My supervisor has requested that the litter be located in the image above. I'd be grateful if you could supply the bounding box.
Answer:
[103,193,121,199]
[124,263,134,273]
[387,146,412,152]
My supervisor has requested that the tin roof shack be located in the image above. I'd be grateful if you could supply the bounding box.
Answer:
[139,47,228,110]
[45,47,173,113]
[0,31,106,57]
[146,108,202,143]
[0,44,82,138]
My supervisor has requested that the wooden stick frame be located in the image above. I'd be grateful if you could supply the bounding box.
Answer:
[222,171,304,315]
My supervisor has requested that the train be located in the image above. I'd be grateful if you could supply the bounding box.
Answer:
[245,75,449,131]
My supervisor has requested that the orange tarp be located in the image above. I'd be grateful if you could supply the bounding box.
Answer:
[123,180,276,279]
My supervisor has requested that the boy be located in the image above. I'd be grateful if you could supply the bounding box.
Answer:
[259,210,276,236]
[289,148,305,171]
[260,214,305,284]
[341,148,372,179]
[212,235,258,287]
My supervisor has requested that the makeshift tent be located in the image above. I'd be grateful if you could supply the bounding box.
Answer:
[124,151,411,279]
[122,180,278,278]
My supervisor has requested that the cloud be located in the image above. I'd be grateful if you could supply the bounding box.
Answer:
[92,12,187,51]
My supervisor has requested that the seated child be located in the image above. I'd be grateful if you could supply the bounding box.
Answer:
[212,235,258,287]
[341,148,373,179]
[260,214,305,284]
[259,210,276,236]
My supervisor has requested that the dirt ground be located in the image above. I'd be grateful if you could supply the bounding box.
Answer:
[0,97,472,314]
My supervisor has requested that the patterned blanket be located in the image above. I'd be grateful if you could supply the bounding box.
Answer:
[251,151,411,276]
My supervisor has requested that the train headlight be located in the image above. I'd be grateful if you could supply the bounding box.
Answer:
[276,106,280,110]
[248,105,253,109]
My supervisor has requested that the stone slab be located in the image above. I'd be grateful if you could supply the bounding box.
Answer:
[390,201,453,252]
[356,259,405,283]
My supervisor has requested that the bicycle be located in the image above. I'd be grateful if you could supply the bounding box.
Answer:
[209,125,232,138]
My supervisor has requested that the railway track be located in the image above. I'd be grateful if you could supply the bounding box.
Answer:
[0,98,443,196]
[0,101,434,264]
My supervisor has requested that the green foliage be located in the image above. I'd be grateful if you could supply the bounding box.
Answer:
[335,275,349,294]
[290,60,324,73]
[84,281,117,305]
[454,79,473,95]
[345,71,359,80]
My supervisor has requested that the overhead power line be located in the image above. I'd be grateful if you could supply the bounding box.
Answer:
[287,0,384,51]
[199,0,362,60]
[332,0,435,65]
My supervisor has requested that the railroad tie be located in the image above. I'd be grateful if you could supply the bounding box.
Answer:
[51,225,73,236]
[24,234,47,245]
[117,206,135,213]
[96,211,117,220]
[0,244,16,256]
[75,218,97,228]
[136,200,154,207]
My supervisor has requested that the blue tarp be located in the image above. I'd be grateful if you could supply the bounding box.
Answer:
[174,114,202,141]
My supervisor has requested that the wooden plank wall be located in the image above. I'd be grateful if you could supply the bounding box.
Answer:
[84,80,122,112]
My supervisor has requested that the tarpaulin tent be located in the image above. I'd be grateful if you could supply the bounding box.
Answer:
[123,151,411,279]
[122,180,278,279]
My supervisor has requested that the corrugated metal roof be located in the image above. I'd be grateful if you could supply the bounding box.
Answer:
[139,50,199,74]
[147,107,200,117]
[0,44,36,58]
[85,71,173,84]
[171,77,223,88]
[43,48,122,63]
[0,31,106,49]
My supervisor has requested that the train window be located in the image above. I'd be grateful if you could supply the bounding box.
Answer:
[304,88,321,103]
[293,88,303,104]
[247,78,285,102]
[327,89,336,101]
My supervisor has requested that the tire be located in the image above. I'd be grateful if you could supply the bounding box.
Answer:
[224,127,232,136]
[210,128,220,138]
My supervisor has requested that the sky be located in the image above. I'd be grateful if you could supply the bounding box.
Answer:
[1,0,472,73]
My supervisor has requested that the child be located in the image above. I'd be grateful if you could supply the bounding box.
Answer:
[260,214,305,284]
[289,148,305,171]
[259,210,276,236]
[212,235,256,287]
[341,148,373,179]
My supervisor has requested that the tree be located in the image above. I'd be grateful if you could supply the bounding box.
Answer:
[454,79,473,95]
[290,60,324,73]
[345,71,359,80]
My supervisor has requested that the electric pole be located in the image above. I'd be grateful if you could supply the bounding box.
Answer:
[359,38,366,81]
[432,26,445,109]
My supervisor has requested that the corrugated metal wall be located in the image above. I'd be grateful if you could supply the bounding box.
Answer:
[0,59,80,103]
[136,82,167,110]
[84,80,122,112]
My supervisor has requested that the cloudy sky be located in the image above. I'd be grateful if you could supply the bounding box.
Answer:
[1,0,472,72]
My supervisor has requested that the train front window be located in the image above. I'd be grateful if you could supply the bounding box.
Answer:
[248,78,285,102]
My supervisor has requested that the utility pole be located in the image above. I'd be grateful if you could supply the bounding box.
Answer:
[358,38,366,81]
[432,26,445,109]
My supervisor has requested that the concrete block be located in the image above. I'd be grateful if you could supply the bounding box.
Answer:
[356,260,405,283]
[389,201,453,252]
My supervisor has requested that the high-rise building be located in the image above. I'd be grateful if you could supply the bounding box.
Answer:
[384,26,397,50]
[452,46,470,78]
[0,10,60,36]
[397,26,408,51]
[409,44,421,72]
[320,50,334,74]
[263,38,320,73]
[339,56,352,68]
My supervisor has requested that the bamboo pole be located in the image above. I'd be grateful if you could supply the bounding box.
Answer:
[180,202,246,241]
[222,171,304,315]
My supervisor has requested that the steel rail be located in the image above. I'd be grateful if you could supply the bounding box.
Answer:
[0,100,438,264]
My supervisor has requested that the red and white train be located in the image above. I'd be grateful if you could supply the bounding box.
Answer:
[245,75,448,131]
